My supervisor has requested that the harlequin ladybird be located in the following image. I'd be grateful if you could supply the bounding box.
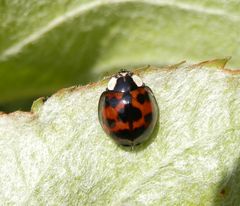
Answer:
[98,70,159,146]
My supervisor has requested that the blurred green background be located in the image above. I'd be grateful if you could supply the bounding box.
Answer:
[0,0,240,112]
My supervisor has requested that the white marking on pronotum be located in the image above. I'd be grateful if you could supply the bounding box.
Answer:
[108,77,117,90]
[1,0,239,61]
[119,72,128,77]
[132,74,143,87]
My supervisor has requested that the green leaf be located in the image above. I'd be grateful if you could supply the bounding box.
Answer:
[0,60,240,205]
[1,0,240,108]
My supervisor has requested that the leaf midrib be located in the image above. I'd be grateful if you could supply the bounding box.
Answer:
[1,0,239,62]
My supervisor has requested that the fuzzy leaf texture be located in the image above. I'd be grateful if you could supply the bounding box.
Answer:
[1,0,240,108]
[0,59,240,205]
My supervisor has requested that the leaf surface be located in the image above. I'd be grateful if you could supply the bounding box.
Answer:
[1,0,240,107]
[0,60,240,205]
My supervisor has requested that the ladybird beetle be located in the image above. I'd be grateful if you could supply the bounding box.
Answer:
[98,70,159,146]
